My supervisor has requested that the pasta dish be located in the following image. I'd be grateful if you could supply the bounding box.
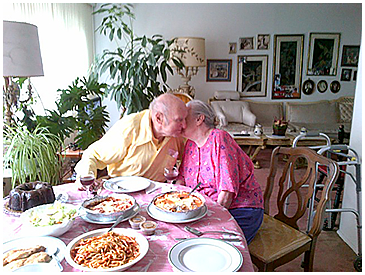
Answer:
[87,197,134,214]
[71,232,140,269]
[154,191,203,212]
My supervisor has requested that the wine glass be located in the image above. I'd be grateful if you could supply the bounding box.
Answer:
[164,166,179,191]
[80,174,95,198]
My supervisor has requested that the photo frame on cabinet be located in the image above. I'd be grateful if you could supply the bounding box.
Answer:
[307,32,340,76]
[206,59,232,82]
[272,34,304,99]
[341,45,360,67]
[237,55,268,97]
[239,37,254,50]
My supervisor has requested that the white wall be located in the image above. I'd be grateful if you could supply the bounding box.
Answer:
[337,39,362,253]
[93,3,361,126]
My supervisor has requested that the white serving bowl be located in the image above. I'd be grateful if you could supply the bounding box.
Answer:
[149,191,206,221]
[12,263,61,272]
[65,228,149,272]
[21,202,78,237]
[80,193,136,222]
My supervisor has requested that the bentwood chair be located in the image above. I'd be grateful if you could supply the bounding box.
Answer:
[248,147,339,272]
[170,91,193,104]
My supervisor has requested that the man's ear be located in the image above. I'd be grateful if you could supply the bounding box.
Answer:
[155,111,164,125]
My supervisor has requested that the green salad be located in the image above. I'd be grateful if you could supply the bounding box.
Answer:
[29,201,77,227]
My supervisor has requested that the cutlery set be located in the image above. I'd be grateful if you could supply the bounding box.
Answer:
[180,226,241,242]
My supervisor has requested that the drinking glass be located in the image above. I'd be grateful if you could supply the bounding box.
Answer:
[164,167,178,191]
[80,174,95,198]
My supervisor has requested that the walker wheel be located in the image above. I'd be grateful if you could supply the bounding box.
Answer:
[354,255,361,272]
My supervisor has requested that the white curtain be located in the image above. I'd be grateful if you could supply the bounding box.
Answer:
[3,3,94,114]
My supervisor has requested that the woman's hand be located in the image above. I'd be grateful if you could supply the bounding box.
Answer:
[217,190,234,209]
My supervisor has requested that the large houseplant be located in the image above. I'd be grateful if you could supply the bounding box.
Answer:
[92,3,184,115]
[3,124,63,187]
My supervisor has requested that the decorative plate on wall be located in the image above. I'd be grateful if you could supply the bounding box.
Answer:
[317,80,328,93]
[330,80,341,93]
[302,79,315,95]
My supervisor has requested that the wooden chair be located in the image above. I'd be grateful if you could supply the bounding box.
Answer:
[248,146,339,271]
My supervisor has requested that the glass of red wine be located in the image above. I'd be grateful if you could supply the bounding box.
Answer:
[80,174,95,198]
[164,166,178,191]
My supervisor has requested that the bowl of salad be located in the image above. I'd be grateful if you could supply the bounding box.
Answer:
[21,201,78,237]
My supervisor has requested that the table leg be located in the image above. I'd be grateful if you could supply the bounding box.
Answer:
[250,145,266,169]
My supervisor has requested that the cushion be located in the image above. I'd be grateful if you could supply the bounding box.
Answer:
[214,90,240,100]
[338,102,353,123]
[286,101,339,124]
[246,102,284,127]
[211,101,256,127]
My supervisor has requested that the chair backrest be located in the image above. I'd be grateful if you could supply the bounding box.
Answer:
[171,92,193,104]
[264,147,339,238]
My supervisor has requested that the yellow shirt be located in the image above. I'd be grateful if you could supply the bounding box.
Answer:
[74,110,185,182]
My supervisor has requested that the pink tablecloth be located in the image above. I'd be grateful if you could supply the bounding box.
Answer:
[3,182,254,272]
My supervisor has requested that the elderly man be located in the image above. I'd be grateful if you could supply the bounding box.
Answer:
[75,93,188,182]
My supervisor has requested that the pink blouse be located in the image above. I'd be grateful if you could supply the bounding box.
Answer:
[179,129,263,210]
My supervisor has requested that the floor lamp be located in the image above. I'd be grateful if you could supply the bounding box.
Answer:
[170,37,205,98]
[3,20,44,126]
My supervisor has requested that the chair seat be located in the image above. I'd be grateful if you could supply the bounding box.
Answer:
[249,214,312,264]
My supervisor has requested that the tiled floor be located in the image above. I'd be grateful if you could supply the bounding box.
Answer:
[250,147,359,272]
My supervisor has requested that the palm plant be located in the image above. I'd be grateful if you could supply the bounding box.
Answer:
[3,124,63,188]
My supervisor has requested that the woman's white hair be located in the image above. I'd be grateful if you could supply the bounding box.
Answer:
[187,100,218,129]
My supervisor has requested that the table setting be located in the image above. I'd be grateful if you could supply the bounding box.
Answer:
[3,176,254,272]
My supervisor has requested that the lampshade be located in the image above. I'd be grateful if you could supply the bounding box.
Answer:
[171,37,205,67]
[3,20,44,77]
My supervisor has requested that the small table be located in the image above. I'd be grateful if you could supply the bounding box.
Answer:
[3,182,254,272]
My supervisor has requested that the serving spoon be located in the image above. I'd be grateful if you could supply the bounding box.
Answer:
[179,182,203,199]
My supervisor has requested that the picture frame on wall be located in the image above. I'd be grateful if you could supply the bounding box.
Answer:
[340,68,352,81]
[237,55,268,97]
[341,45,360,67]
[272,34,304,99]
[307,32,341,76]
[229,42,237,54]
[257,34,270,50]
[239,37,254,50]
[206,59,232,82]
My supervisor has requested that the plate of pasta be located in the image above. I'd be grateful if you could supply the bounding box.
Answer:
[65,228,149,272]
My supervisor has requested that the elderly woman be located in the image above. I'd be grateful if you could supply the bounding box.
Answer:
[178,100,264,244]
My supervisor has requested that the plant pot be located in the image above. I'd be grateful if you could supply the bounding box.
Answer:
[273,126,287,136]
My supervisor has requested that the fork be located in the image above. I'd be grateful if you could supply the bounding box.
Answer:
[184,226,240,237]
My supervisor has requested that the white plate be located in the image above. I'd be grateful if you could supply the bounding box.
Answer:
[80,203,140,224]
[146,204,207,223]
[65,228,149,272]
[103,176,151,193]
[3,236,67,270]
[168,238,243,272]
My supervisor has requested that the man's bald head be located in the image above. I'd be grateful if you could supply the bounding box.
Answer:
[150,93,188,139]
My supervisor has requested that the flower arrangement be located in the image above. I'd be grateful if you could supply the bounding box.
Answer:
[273,118,289,136]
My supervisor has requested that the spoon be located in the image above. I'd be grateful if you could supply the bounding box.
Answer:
[46,247,63,271]
[187,182,203,196]
[184,226,240,237]
[108,214,126,232]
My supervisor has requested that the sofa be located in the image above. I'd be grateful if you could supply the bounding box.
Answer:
[209,91,354,138]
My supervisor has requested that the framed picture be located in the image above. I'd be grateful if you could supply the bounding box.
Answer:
[353,71,357,81]
[307,32,341,76]
[317,80,328,93]
[229,42,237,54]
[341,45,360,67]
[272,34,304,99]
[239,37,254,50]
[237,55,268,97]
[257,34,270,50]
[340,68,352,81]
[330,80,341,93]
[206,59,232,82]
[302,79,315,95]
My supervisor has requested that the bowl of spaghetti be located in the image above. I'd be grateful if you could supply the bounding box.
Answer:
[149,191,206,221]
[81,194,136,222]
[65,228,149,271]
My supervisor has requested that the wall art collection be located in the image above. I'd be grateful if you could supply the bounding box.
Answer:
[223,32,359,98]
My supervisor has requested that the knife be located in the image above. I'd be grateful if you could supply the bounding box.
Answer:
[175,237,240,242]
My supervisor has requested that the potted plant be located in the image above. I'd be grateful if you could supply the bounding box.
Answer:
[91,3,184,115]
[3,124,63,188]
[273,118,288,136]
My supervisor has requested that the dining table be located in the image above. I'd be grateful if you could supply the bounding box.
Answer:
[3,180,255,272]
